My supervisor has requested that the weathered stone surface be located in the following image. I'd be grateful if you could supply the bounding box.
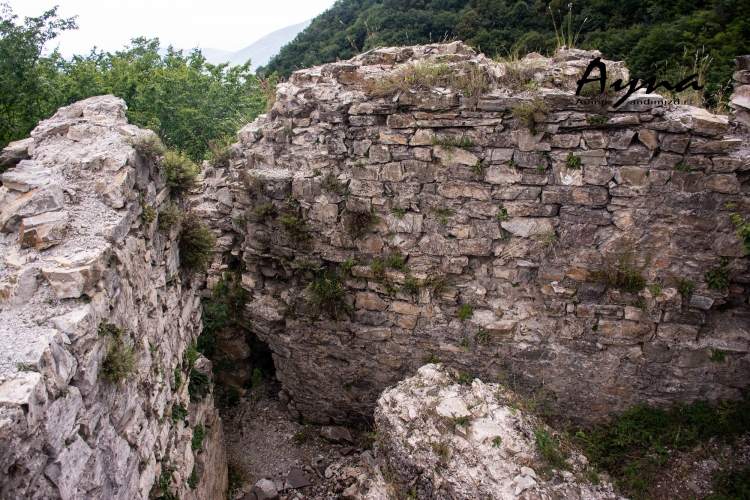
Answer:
[0,137,33,168]
[19,210,69,249]
[320,425,354,444]
[688,106,728,137]
[501,218,554,238]
[356,292,388,311]
[541,186,608,205]
[688,139,742,154]
[1,160,52,192]
[433,146,479,167]
[0,185,64,232]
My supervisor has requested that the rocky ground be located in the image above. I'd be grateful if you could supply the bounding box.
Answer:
[221,379,385,500]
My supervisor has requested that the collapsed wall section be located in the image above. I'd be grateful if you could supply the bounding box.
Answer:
[199,43,750,426]
[0,96,226,499]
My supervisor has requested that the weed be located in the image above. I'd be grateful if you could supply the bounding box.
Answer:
[511,98,549,134]
[321,172,347,195]
[648,283,663,297]
[191,424,206,451]
[705,266,729,290]
[565,152,582,170]
[127,132,166,158]
[458,337,470,349]
[402,276,422,297]
[678,278,694,297]
[492,436,503,447]
[475,329,490,343]
[385,253,407,271]
[188,465,198,489]
[709,348,727,362]
[391,207,407,218]
[283,124,294,137]
[430,136,475,150]
[227,464,246,492]
[99,320,136,384]
[456,371,472,385]
[675,161,692,173]
[471,160,486,180]
[171,402,188,424]
[507,160,518,169]
[339,258,360,276]
[354,161,365,169]
[239,171,265,195]
[208,137,237,168]
[344,207,380,238]
[184,342,199,371]
[162,150,200,194]
[732,213,750,255]
[15,362,34,372]
[307,268,350,320]
[312,168,322,177]
[284,194,298,207]
[710,464,750,499]
[595,246,649,294]
[277,213,310,243]
[188,370,210,401]
[158,203,183,229]
[423,349,440,364]
[252,202,277,223]
[174,367,182,390]
[293,426,315,444]
[535,429,567,468]
[233,214,246,228]
[495,205,509,221]
[586,114,608,125]
[452,416,471,427]
[141,204,156,224]
[179,214,215,271]
[458,302,474,321]
[549,2,588,49]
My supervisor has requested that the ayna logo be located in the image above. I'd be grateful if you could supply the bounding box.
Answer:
[575,57,703,108]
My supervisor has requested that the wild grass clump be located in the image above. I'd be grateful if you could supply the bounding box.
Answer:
[321,172,347,196]
[208,138,237,168]
[141,204,156,224]
[158,203,183,229]
[191,424,206,451]
[586,114,608,125]
[252,202,277,223]
[565,152,582,170]
[162,150,201,194]
[128,132,166,158]
[307,268,350,320]
[575,399,750,498]
[344,207,380,238]
[277,213,310,243]
[511,98,549,134]
[457,302,474,321]
[430,136,475,150]
[98,320,136,384]
[594,246,649,294]
[178,214,216,271]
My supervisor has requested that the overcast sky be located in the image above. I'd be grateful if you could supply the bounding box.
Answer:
[7,0,337,56]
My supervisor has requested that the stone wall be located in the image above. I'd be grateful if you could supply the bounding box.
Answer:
[197,43,750,425]
[0,96,227,499]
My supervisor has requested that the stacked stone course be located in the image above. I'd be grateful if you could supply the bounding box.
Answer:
[197,42,750,425]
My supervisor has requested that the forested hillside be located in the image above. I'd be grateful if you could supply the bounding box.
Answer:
[0,5,267,159]
[260,0,750,99]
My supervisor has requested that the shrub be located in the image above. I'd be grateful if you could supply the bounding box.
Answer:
[188,465,199,489]
[277,213,310,243]
[565,152,582,170]
[402,276,422,297]
[456,371,472,385]
[141,204,156,224]
[188,370,210,401]
[178,214,216,271]
[184,341,199,371]
[732,213,750,255]
[191,424,206,451]
[208,138,236,168]
[535,429,567,468]
[162,150,201,194]
[678,278,695,297]
[423,349,440,364]
[511,98,548,134]
[586,114,608,126]
[171,402,188,423]
[174,367,182,389]
[128,132,166,158]
[458,302,474,321]
[705,264,729,290]
[596,247,649,293]
[158,203,183,229]
[252,202,277,223]
[391,207,407,218]
[492,436,503,447]
[321,172,346,195]
[99,320,136,384]
[344,207,379,238]
[452,416,471,427]
[648,283,663,297]
[307,268,350,320]
[385,253,407,271]
[709,348,727,362]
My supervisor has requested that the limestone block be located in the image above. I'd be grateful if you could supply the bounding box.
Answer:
[583,166,616,185]
[309,203,338,223]
[607,130,636,150]
[577,149,607,166]
[433,146,479,167]
[688,139,742,154]
[247,295,284,322]
[701,175,740,194]
[541,186,608,206]
[19,210,69,249]
[615,167,650,186]
[44,387,84,455]
[688,107,728,137]
[0,266,39,306]
[98,168,135,208]
[386,114,416,128]
[501,218,554,238]
[658,133,690,153]
[42,265,100,299]
[597,320,652,345]
[637,129,659,149]
[43,436,92,499]
[355,234,384,254]
[380,162,404,181]
[436,182,490,200]
[48,306,99,349]
[710,157,742,173]
[0,372,48,434]
[651,152,683,169]
[355,327,391,341]
[19,329,77,391]
[0,137,32,168]
[582,130,607,149]
[379,130,409,145]
[409,129,433,146]
[385,213,423,233]
[1,160,52,192]
[657,323,699,341]
[688,295,714,310]
[0,185,64,232]
[458,238,492,256]
[553,165,583,186]
[486,148,514,163]
[485,165,522,184]
[609,149,653,165]
[550,134,580,148]
[356,292,388,311]
[369,144,390,163]
[512,130,545,152]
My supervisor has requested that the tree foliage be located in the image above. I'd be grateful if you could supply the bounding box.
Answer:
[0,4,267,160]
[260,0,750,100]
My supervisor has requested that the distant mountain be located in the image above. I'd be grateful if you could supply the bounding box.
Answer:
[157,19,311,70]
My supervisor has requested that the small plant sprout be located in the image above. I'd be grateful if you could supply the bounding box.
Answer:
[492,436,503,447]
[458,338,470,349]
[648,283,663,297]
[494,205,509,221]
[391,207,407,218]
[458,302,474,320]
[475,329,490,343]
[565,152,582,170]
[586,114,607,125]
[678,278,694,297]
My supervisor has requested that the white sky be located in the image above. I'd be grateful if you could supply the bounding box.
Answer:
[7,0,337,56]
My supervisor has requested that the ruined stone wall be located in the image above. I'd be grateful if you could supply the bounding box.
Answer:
[198,43,750,425]
[0,96,226,499]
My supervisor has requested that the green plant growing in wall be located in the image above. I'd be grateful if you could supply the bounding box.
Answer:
[595,246,649,294]
[537,164,548,175]
[188,465,199,489]
[565,152,582,170]
[731,214,750,255]
[98,320,136,384]
[277,213,311,243]
[171,402,188,424]
[704,264,729,290]
[307,268,350,320]
[675,161,692,173]
[321,172,347,195]
[709,348,727,362]
[507,160,518,169]
[456,371,472,385]
[475,329,490,343]
[162,150,201,194]
[343,206,380,238]
[128,132,166,158]
[648,283,663,297]
[458,338,470,349]
[252,202,277,223]
[494,205,509,221]
[173,366,182,390]
[492,436,503,447]
[511,97,548,134]
[458,302,474,321]
[586,114,607,125]
[158,203,183,229]
[391,207,407,218]
[141,204,156,224]
[423,349,440,364]
[191,424,206,451]
[471,160,486,180]
[678,278,694,297]
[188,370,210,401]
[178,214,216,271]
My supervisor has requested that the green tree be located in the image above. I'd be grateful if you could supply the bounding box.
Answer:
[0,3,77,149]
